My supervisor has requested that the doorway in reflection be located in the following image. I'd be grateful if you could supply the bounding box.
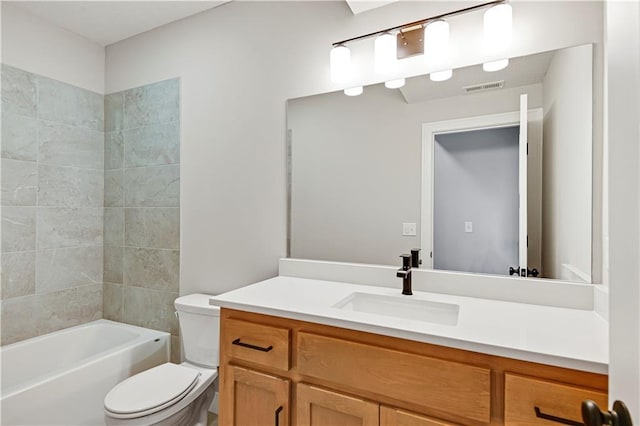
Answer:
[434,126,520,276]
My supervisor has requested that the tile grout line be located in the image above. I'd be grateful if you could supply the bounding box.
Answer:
[34,71,41,312]
[109,118,179,133]
[121,246,180,251]
[37,163,106,172]
[120,91,126,324]
[38,116,104,133]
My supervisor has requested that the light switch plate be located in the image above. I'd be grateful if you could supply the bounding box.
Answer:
[465,221,473,233]
[402,223,417,236]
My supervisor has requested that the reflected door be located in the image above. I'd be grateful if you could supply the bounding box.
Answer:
[432,125,520,275]
[518,94,529,276]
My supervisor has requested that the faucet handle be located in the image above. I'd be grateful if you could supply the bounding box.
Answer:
[400,254,411,269]
[410,248,421,268]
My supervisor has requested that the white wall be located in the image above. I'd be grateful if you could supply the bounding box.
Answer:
[542,45,593,282]
[105,1,604,295]
[1,3,105,93]
[606,0,640,418]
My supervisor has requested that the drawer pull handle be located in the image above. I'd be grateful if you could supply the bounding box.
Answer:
[534,406,583,426]
[232,338,273,352]
[275,405,283,426]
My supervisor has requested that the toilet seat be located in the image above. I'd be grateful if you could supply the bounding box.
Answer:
[104,363,200,419]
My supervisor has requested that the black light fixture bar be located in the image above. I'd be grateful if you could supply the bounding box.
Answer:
[331,0,506,47]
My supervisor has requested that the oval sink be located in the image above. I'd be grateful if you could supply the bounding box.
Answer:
[333,292,459,326]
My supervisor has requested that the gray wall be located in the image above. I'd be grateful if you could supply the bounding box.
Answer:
[433,127,519,275]
[102,79,181,363]
[1,64,104,345]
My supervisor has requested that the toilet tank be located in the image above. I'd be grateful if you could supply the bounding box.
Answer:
[174,294,220,368]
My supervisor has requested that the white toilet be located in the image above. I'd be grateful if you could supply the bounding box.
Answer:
[104,294,220,426]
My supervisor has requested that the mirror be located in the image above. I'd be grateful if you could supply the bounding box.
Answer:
[287,44,596,283]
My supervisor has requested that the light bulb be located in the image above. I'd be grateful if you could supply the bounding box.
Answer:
[424,20,450,66]
[483,59,509,72]
[330,45,351,83]
[385,78,405,89]
[344,86,363,96]
[484,3,512,52]
[374,32,398,75]
[430,69,453,81]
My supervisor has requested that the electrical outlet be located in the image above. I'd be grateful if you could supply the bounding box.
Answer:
[402,223,417,236]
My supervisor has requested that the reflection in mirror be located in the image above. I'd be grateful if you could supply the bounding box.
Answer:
[287,44,594,283]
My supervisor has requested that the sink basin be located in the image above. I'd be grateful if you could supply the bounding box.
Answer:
[333,292,459,326]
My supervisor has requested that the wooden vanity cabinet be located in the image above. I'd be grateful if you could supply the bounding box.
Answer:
[218,308,607,426]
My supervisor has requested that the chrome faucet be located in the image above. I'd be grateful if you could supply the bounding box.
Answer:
[397,254,412,295]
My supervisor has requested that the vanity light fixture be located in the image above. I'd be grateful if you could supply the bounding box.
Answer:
[344,86,364,96]
[374,32,398,75]
[482,3,512,72]
[483,59,509,72]
[330,44,352,83]
[430,69,453,82]
[424,20,453,81]
[330,0,510,92]
[385,78,406,89]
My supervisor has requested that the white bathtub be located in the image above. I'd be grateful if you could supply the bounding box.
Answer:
[1,319,170,425]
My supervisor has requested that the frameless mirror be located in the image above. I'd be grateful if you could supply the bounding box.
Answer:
[287,44,596,283]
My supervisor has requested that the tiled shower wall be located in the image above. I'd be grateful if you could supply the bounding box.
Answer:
[1,65,104,345]
[102,79,181,362]
[1,66,181,353]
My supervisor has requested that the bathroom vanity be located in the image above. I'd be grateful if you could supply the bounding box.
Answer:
[210,275,608,426]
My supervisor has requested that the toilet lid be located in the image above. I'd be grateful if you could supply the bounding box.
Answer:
[104,363,200,418]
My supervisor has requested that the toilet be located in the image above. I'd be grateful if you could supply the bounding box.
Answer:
[104,294,220,426]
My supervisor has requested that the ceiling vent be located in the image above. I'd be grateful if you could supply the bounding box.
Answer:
[463,80,505,93]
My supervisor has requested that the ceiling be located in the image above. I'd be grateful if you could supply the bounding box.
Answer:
[7,1,229,46]
[8,0,386,47]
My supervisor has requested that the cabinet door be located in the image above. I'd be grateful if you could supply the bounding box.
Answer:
[380,406,459,426]
[220,365,289,426]
[297,383,378,426]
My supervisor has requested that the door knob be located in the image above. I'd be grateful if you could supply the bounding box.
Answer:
[582,400,633,426]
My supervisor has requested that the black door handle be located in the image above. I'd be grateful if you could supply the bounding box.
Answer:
[232,338,273,352]
[582,400,634,426]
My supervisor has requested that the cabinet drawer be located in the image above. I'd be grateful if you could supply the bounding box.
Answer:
[297,332,491,424]
[223,318,291,371]
[504,373,607,425]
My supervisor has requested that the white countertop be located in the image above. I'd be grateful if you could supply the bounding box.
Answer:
[209,276,608,374]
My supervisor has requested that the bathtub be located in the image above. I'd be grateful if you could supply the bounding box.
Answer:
[1,319,170,425]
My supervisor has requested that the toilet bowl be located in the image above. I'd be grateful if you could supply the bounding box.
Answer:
[104,294,219,426]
